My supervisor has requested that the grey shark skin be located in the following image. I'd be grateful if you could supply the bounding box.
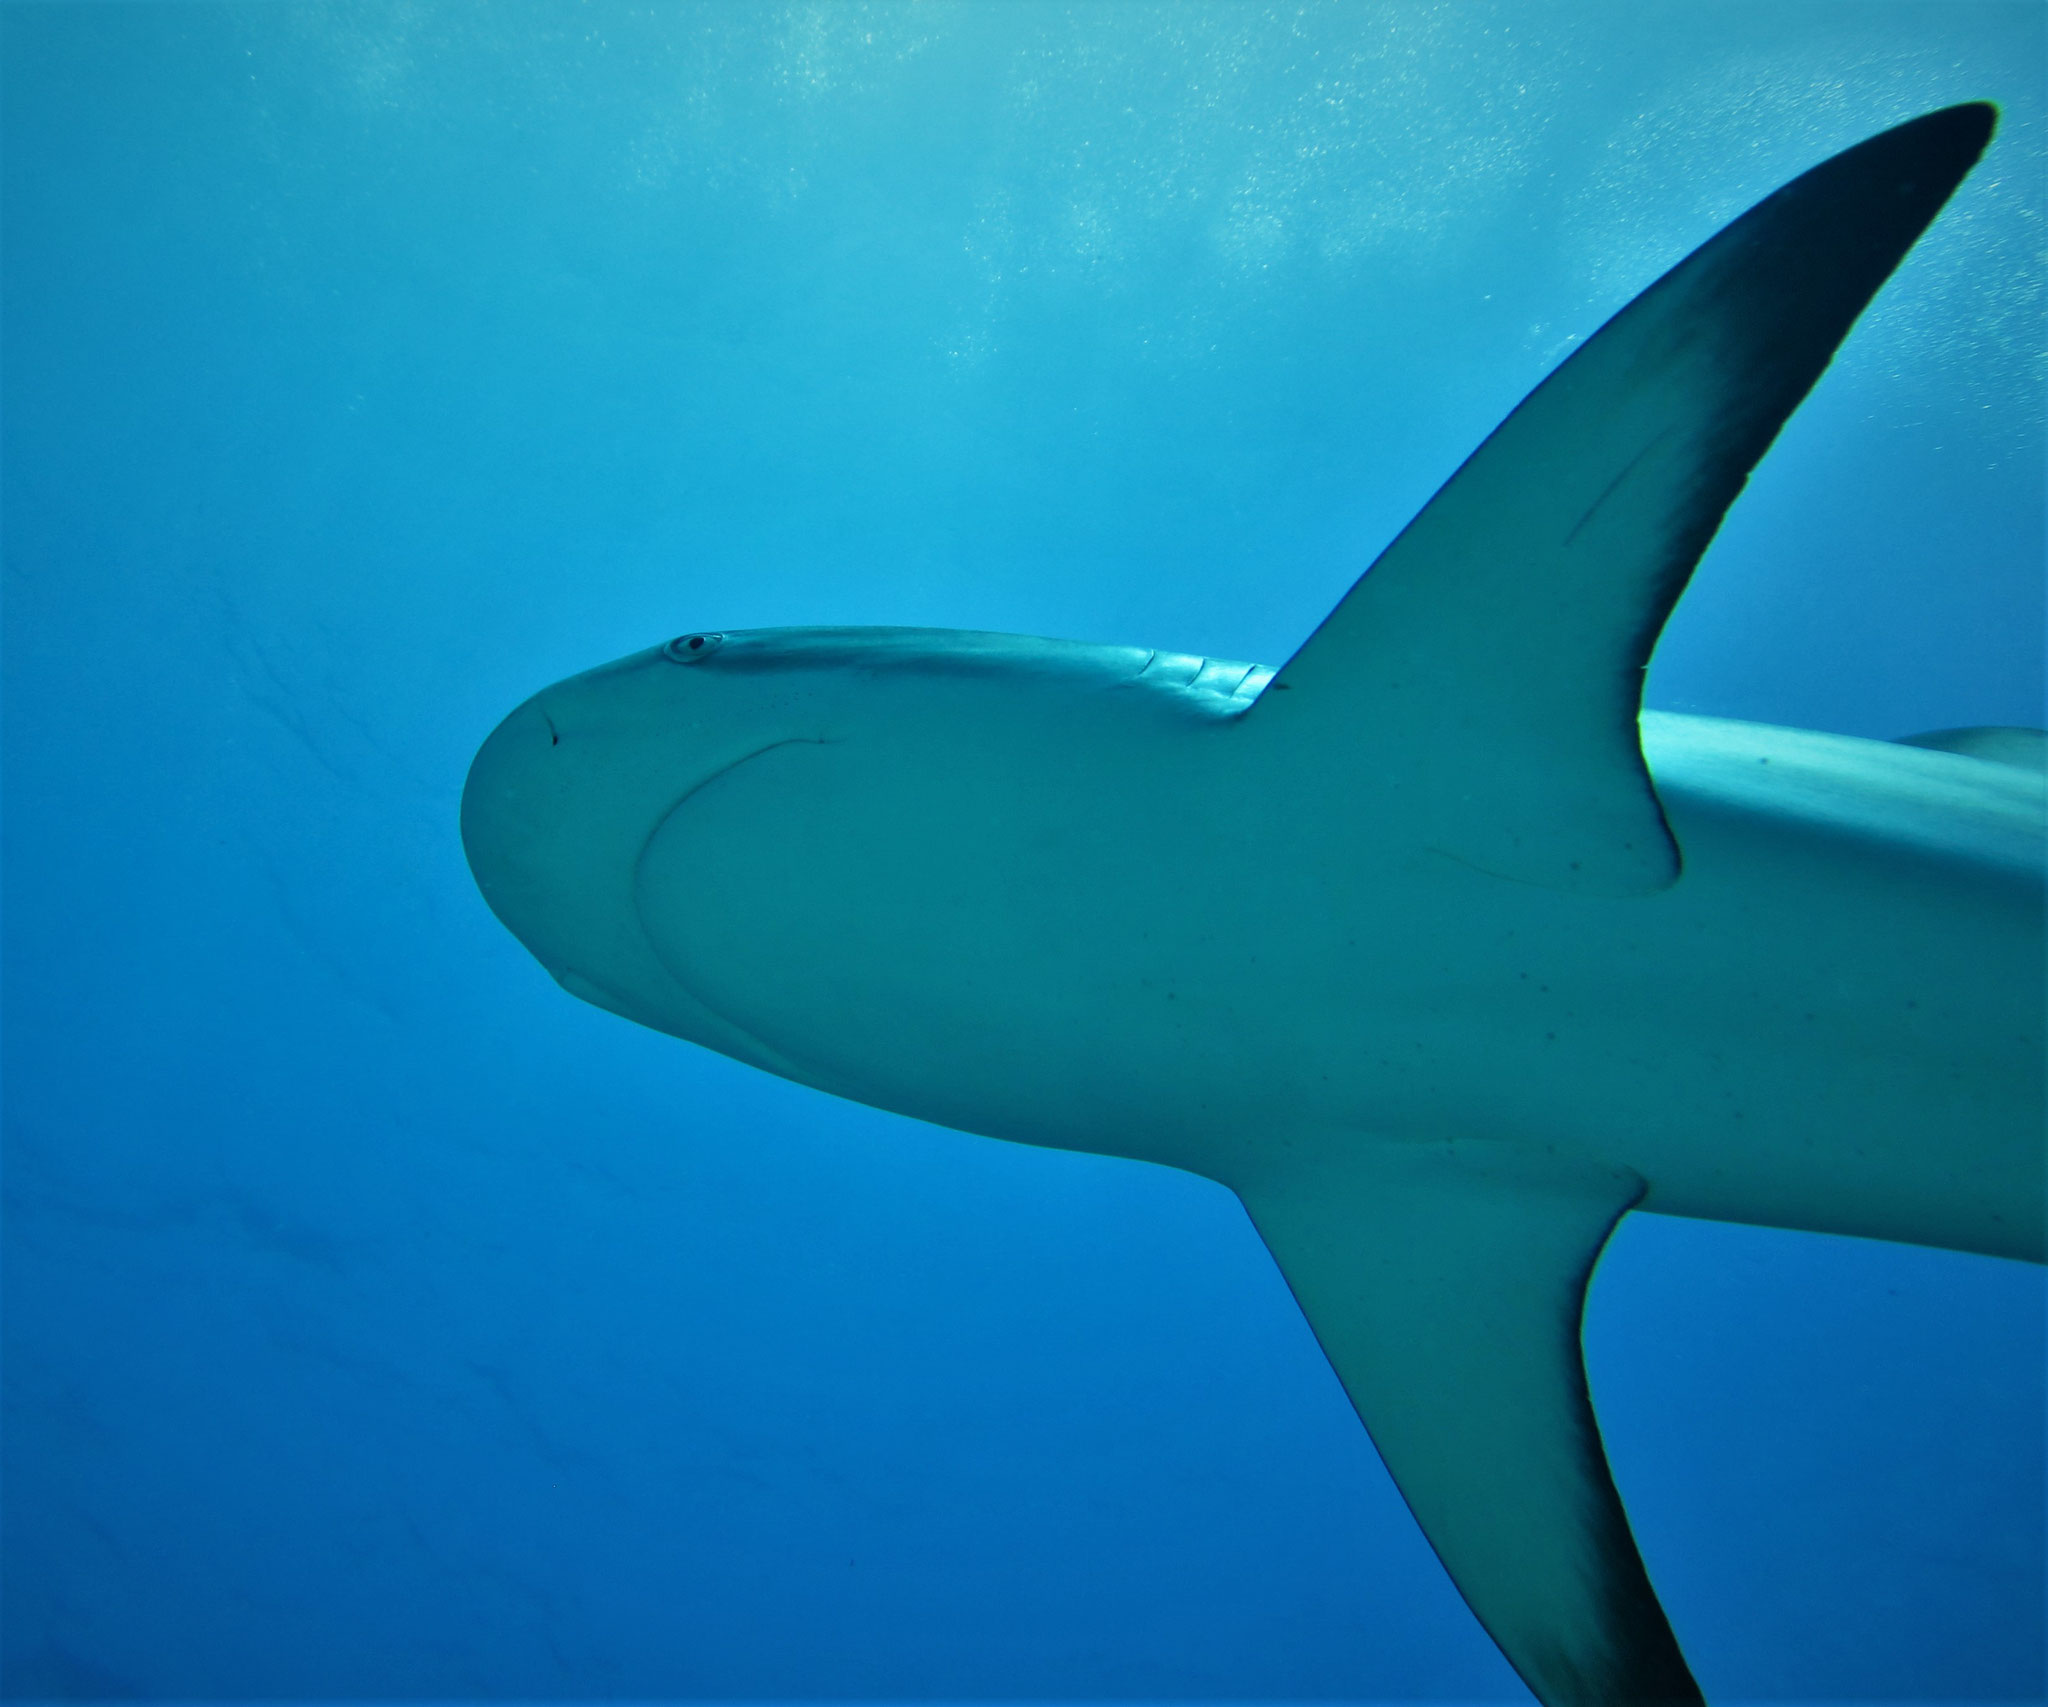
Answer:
[462,105,2042,1707]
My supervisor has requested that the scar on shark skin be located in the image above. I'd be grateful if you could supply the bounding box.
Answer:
[463,104,2041,1707]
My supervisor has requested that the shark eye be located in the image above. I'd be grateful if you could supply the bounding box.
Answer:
[664,632,725,664]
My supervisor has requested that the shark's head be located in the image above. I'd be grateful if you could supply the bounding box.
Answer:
[460,623,1155,1072]
[460,629,816,1058]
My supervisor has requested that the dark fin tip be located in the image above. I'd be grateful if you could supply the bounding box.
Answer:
[1896,100,1997,164]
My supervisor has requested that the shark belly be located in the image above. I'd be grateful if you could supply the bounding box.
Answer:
[633,690,2043,1267]
[1622,715,2044,1260]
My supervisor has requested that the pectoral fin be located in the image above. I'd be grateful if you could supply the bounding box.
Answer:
[1894,726,2048,773]
[1243,103,1994,896]
[1237,1145,1698,1707]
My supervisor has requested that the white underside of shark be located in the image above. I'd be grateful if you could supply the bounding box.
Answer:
[461,104,2043,1706]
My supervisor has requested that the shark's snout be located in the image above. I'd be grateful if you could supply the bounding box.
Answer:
[459,695,567,938]
[461,658,825,1060]
[480,694,557,775]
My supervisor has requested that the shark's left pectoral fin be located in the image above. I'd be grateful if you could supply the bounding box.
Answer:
[1238,1145,1699,1707]
[1245,103,1994,895]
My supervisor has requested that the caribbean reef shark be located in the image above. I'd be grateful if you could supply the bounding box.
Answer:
[462,104,2043,1706]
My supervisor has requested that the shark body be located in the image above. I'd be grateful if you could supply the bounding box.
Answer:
[461,105,2043,1705]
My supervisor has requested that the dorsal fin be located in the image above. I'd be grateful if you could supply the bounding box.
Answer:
[1895,725,2048,773]
[1244,104,1996,894]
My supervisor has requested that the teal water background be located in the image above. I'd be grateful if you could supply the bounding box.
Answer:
[4,4,2043,1700]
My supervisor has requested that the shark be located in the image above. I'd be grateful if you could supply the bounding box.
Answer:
[460,103,2044,1706]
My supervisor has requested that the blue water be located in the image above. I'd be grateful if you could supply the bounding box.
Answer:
[3,4,2042,1701]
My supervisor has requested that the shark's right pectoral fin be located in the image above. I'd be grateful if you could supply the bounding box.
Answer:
[1237,1145,1699,1707]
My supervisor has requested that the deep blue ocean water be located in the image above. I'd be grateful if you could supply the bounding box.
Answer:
[3,3,2043,1701]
